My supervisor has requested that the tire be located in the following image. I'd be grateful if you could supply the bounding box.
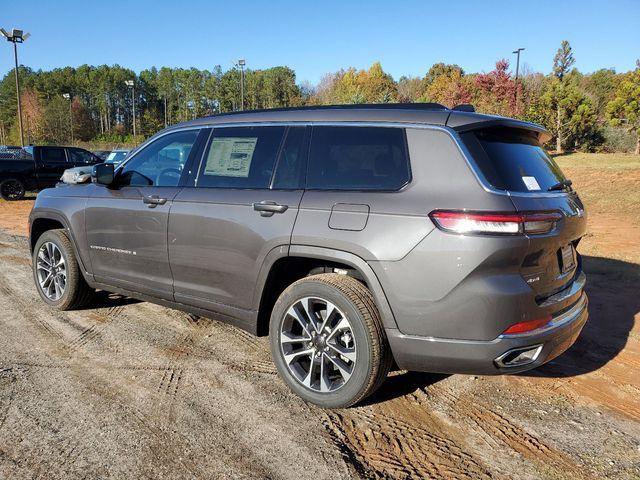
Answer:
[269,273,393,408]
[0,178,25,200]
[32,229,94,310]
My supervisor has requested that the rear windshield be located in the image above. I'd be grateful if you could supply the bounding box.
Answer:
[461,127,566,193]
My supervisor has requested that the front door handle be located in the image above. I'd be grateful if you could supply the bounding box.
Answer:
[253,201,288,217]
[143,195,167,208]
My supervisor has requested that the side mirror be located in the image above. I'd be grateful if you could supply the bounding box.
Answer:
[92,163,114,186]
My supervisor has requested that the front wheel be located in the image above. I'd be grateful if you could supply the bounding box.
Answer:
[0,179,25,200]
[32,229,94,310]
[269,273,392,408]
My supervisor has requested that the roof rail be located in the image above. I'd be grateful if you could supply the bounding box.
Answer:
[200,102,450,119]
[452,104,475,112]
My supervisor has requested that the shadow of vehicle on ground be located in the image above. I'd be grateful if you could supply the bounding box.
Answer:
[366,255,638,404]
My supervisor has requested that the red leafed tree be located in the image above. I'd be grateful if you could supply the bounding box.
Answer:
[473,59,520,116]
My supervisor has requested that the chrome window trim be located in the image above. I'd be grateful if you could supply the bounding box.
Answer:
[118,120,569,198]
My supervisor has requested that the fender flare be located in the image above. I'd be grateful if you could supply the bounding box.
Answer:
[252,244,398,330]
[29,209,92,281]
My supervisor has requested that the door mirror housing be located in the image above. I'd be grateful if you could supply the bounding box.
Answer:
[92,163,114,186]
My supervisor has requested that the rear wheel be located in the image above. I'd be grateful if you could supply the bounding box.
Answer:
[0,179,25,200]
[269,273,392,408]
[32,229,94,310]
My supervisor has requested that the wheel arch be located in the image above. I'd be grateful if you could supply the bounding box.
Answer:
[253,245,398,336]
[30,211,92,283]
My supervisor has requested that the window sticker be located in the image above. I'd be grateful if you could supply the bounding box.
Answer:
[204,137,258,177]
[522,176,541,191]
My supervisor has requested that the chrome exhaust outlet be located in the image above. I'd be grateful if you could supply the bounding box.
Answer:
[494,344,543,369]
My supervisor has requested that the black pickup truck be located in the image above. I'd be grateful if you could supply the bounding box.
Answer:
[0,145,101,200]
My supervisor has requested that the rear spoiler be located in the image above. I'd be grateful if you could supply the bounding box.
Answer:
[446,113,551,143]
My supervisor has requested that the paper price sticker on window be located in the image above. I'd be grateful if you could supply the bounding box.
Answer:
[522,176,541,191]
[204,137,258,178]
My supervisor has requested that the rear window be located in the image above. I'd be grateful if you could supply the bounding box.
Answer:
[307,126,410,191]
[461,128,566,193]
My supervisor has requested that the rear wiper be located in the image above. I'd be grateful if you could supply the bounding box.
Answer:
[548,179,572,192]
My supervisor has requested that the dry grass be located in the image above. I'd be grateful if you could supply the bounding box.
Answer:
[555,153,640,224]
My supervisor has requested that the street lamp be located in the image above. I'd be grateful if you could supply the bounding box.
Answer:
[124,79,136,137]
[0,28,30,147]
[237,59,246,111]
[512,48,525,112]
[62,93,73,144]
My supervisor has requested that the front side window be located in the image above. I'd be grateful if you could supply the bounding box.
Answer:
[68,148,96,164]
[118,129,199,187]
[307,127,410,191]
[41,147,67,163]
[197,126,286,189]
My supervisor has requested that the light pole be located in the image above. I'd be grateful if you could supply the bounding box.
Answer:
[512,47,525,113]
[237,59,246,110]
[1,28,30,147]
[124,79,136,136]
[62,93,73,144]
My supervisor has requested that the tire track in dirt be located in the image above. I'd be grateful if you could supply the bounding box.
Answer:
[210,321,277,375]
[422,383,591,479]
[0,283,63,340]
[322,403,493,479]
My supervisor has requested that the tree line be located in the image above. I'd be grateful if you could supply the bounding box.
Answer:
[0,40,638,154]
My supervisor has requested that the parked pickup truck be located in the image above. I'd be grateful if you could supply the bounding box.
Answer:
[0,145,101,200]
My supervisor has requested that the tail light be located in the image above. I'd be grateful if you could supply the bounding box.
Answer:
[429,210,561,235]
[501,315,552,335]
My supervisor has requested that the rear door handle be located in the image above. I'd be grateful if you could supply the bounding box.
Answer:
[143,195,167,208]
[253,201,288,217]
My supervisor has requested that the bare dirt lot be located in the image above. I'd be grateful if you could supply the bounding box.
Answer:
[0,154,639,479]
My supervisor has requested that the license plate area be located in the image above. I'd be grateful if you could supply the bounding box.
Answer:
[559,244,575,273]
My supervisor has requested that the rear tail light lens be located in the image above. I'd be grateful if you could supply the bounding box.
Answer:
[429,210,561,236]
[502,315,552,335]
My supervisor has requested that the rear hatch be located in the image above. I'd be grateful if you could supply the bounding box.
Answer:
[460,126,587,300]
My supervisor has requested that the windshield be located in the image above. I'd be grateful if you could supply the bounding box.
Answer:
[106,151,128,164]
[461,127,567,193]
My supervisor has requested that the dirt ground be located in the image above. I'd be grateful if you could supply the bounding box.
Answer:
[0,154,638,479]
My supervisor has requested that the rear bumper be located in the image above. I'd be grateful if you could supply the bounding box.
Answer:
[387,293,588,375]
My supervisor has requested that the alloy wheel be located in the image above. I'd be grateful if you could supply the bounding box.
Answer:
[36,242,67,301]
[280,296,357,393]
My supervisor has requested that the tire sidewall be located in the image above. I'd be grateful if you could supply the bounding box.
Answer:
[269,278,375,408]
[32,231,75,308]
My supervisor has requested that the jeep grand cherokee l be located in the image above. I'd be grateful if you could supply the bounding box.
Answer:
[29,104,588,408]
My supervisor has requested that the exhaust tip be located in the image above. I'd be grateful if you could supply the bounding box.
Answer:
[494,344,543,369]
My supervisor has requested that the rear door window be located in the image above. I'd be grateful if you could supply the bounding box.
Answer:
[461,127,567,193]
[307,126,410,191]
[196,126,286,189]
[272,127,309,190]
[41,147,68,163]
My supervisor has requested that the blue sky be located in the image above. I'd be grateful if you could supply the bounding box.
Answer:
[2,0,638,84]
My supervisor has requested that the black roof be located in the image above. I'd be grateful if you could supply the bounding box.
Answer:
[165,103,550,140]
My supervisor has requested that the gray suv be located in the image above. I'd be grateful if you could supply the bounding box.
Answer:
[29,104,588,408]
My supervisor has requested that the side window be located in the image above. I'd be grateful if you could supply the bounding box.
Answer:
[307,127,410,191]
[68,148,96,164]
[196,126,285,189]
[41,147,67,163]
[118,129,199,187]
[272,127,309,190]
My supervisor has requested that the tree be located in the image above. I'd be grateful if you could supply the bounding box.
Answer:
[472,59,518,116]
[607,64,640,154]
[421,68,472,107]
[552,40,576,152]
